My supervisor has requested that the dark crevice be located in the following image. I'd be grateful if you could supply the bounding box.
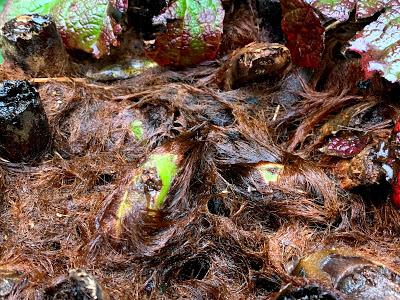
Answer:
[95,173,114,186]
[351,180,391,207]
[251,274,281,294]
[177,256,211,281]
[207,198,230,217]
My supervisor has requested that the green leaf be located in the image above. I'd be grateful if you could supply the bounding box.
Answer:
[113,152,179,236]
[52,0,123,58]
[0,0,8,12]
[145,0,225,67]
[5,0,58,18]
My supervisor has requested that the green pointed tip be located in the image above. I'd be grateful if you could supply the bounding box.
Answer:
[257,163,284,184]
[130,120,144,141]
[145,153,178,209]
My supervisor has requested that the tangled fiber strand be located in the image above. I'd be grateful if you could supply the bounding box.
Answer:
[0,60,399,300]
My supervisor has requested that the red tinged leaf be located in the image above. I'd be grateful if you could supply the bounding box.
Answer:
[389,120,400,208]
[348,4,400,83]
[281,1,325,68]
[144,0,225,67]
[392,170,400,208]
[320,132,370,158]
[305,0,385,21]
[281,0,309,11]
[394,120,400,134]
[282,0,400,82]
[113,0,128,11]
[389,120,400,159]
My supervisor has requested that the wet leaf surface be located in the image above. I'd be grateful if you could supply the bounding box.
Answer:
[44,269,105,299]
[281,1,325,68]
[85,58,158,81]
[144,0,225,67]
[348,3,400,82]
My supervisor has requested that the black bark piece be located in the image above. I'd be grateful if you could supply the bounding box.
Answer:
[1,14,71,76]
[0,80,51,162]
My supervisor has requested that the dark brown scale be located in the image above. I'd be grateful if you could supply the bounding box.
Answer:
[216,42,292,90]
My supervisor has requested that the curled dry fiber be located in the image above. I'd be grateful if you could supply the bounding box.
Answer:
[0,60,399,300]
